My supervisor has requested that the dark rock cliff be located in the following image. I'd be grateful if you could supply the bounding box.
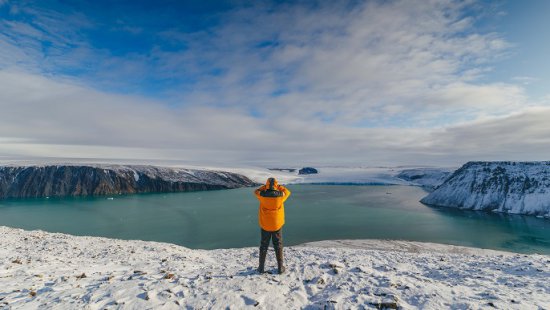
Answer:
[0,165,256,199]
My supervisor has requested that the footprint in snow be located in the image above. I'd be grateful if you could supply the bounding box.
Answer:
[236,267,258,277]
[241,295,260,306]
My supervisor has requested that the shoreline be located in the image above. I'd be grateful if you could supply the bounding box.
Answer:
[1,226,548,309]
[2,225,522,255]
[1,222,548,255]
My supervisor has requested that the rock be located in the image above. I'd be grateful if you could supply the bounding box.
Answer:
[326,262,344,274]
[370,300,398,309]
[76,273,86,279]
[164,273,175,280]
[370,294,399,309]
[0,165,256,199]
[299,167,318,175]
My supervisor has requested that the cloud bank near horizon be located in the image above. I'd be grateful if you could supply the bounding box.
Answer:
[1,0,549,167]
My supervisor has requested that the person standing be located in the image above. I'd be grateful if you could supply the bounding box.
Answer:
[254,177,291,274]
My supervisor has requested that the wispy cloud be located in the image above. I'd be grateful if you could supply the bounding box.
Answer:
[153,0,524,125]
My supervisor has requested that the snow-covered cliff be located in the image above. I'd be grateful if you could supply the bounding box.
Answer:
[420,162,550,217]
[0,164,256,199]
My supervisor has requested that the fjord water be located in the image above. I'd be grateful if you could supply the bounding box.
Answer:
[0,185,549,254]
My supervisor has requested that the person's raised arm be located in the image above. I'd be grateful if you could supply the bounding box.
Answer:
[254,185,266,199]
[279,185,291,202]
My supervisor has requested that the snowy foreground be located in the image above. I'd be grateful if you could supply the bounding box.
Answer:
[1,227,549,309]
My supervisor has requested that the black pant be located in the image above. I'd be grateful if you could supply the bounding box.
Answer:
[260,228,283,252]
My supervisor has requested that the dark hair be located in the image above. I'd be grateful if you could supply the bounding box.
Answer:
[261,177,282,197]
[260,189,283,197]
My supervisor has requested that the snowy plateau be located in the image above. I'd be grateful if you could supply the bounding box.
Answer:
[1,226,549,310]
[421,162,550,218]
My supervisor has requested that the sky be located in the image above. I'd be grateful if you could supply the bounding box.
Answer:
[1,0,549,167]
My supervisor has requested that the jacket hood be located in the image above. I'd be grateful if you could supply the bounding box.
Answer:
[266,177,279,190]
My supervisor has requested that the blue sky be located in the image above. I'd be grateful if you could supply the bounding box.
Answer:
[477,0,550,99]
[1,0,549,166]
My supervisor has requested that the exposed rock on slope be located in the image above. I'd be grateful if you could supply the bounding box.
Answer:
[420,161,550,217]
[0,165,256,199]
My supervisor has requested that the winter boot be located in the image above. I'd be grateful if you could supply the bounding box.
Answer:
[258,249,267,274]
[275,248,285,274]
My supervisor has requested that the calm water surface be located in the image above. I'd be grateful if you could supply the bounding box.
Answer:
[0,185,549,254]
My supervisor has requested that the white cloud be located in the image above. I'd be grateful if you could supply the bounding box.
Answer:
[155,0,524,127]
[1,0,549,166]
[0,5,95,75]
[1,69,550,167]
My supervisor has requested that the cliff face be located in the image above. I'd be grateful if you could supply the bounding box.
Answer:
[420,162,550,217]
[0,165,256,199]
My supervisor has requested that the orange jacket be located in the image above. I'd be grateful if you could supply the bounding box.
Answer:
[255,178,291,231]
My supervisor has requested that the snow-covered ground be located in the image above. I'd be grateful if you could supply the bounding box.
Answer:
[1,226,548,309]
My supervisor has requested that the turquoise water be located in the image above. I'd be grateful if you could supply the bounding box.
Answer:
[0,185,549,254]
